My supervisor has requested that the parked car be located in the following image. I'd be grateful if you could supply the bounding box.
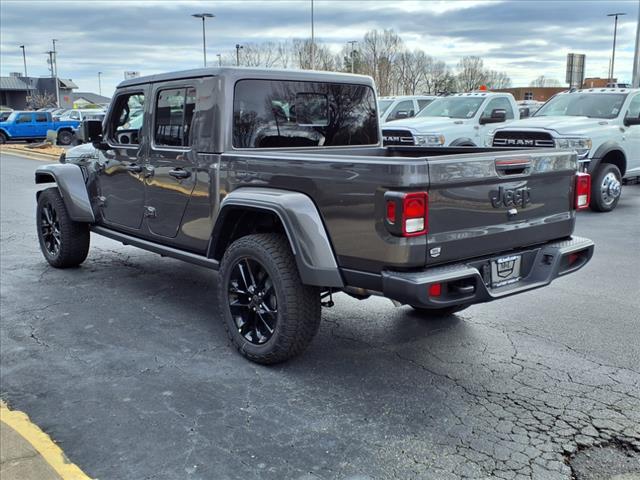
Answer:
[58,108,106,122]
[383,92,519,146]
[0,111,80,145]
[378,95,437,123]
[489,88,640,212]
[34,67,593,364]
[517,100,544,118]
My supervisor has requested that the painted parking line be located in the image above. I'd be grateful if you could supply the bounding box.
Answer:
[0,401,91,480]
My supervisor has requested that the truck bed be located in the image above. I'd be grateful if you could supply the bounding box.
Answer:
[222,146,578,273]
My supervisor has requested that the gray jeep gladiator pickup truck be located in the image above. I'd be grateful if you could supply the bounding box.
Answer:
[35,68,594,364]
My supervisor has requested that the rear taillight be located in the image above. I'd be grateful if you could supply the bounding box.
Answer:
[385,191,429,236]
[575,172,591,210]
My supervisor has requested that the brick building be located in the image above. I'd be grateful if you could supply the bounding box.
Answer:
[491,87,567,102]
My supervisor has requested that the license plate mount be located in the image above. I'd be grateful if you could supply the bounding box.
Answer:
[490,254,522,288]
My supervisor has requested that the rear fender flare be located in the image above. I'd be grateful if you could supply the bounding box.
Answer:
[35,164,95,222]
[210,188,343,288]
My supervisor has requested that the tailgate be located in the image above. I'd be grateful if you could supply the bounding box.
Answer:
[426,149,577,265]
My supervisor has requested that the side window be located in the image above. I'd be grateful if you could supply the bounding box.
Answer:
[107,92,145,145]
[69,111,80,120]
[481,97,514,119]
[34,113,48,123]
[16,113,32,123]
[625,95,640,119]
[417,99,433,111]
[154,87,195,147]
[388,100,414,120]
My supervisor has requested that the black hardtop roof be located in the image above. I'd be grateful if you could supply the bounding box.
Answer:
[117,67,374,89]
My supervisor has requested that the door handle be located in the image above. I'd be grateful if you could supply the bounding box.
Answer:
[169,168,191,179]
[125,164,142,173]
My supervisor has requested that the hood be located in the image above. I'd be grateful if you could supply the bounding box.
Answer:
[382,116,469,133]
[493,115,613,136]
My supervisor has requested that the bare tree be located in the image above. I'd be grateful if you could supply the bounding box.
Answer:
[456,56,487,92]
[241,42,281,68]
[360,29,403,96]
[530,75,562,87]
[27,92,56,109]
[485,70,512,89]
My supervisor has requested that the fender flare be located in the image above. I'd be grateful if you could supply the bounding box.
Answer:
[588,141,626,175]
[210,187,343,288]
[35,164,95,223]
[450,137,476,146]
[0,128,10,139]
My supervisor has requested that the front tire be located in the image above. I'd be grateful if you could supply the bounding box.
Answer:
[590,163,622,212]
[57,130,73,146]
[218,233,321,364]
[0,131,7,144]
[36,188,90,268]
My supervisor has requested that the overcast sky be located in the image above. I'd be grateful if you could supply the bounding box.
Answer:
[0,0,638,97]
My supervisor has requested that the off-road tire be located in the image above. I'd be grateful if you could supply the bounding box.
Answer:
[590,163,622,212]
[218,233,321,364]
[410,304,469,317]
[57,130,73,146]
[36,187,90,268]
[0,131,7,144]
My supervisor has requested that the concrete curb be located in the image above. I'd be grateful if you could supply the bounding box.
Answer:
[0,147,60,162]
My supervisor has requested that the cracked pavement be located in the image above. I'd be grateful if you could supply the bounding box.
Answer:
[1,153,639,479]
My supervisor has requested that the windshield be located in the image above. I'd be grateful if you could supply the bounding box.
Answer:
[417,97,485,119]
[378,100,393,116]
[534,93,627,119]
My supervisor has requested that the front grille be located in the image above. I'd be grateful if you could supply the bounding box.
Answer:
[382,129,415,146]
[493,130,554,148]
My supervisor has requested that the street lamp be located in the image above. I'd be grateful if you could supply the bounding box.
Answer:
[216,53,222,67]
[347,40,357,74]
[607,12,627,82]
[19,45,28,78]
[192,13,214,67]
[98,72,103,96]
[235,44,243,66]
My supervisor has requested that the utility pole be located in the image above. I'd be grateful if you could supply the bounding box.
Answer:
[347,40,357,74]
[19,45,28,77]
[52,39,60,107]
[235,44,243,66]
[310,0,315,69]
[192,13,214,67]
[633,1,640,88]
[607,12,626,82]
[98,72,103,96]
[217,53,222,67]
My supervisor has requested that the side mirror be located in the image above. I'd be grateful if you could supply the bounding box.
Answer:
[480,108,507,125]
[623,115,640,127]
[394,110,409,119]
[78,119,105,146]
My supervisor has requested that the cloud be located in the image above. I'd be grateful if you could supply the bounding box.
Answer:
[0,0,637,95]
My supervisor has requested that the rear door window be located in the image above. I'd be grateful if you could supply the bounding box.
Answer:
[154,87,196,147]
[34,113,48,122]
[233,79,378,148]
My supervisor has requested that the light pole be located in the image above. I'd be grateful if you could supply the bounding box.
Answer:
[52,39,60,107]
[607,12,626,82]
[216,53,222,67]
[19,45,28,77]
[310,0,315,69]
[98,72,103,96]
[347,40,357,73]
[633,1,640,88]
[236,44,243,66]
[192,13,214,67]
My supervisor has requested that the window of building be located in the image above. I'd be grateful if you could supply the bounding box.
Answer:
[154,87,196,147]
[34,113,48,122]
[524,92,534,101]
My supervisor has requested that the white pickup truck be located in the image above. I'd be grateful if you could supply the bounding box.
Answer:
[378,95,437,123]
[489,88,640,212]
[382,92,519,147]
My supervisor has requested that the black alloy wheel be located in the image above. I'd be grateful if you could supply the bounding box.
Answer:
[40,200,61,256]
[228,257,278,345]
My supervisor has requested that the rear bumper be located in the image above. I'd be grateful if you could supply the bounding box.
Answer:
[381,236,594,309]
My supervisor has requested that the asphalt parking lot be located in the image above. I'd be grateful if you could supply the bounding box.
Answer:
[1,152,639,480]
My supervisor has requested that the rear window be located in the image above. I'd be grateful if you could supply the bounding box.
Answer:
[233,79,378,148]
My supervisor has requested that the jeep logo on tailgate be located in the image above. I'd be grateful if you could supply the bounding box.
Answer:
[490,186,531,208]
